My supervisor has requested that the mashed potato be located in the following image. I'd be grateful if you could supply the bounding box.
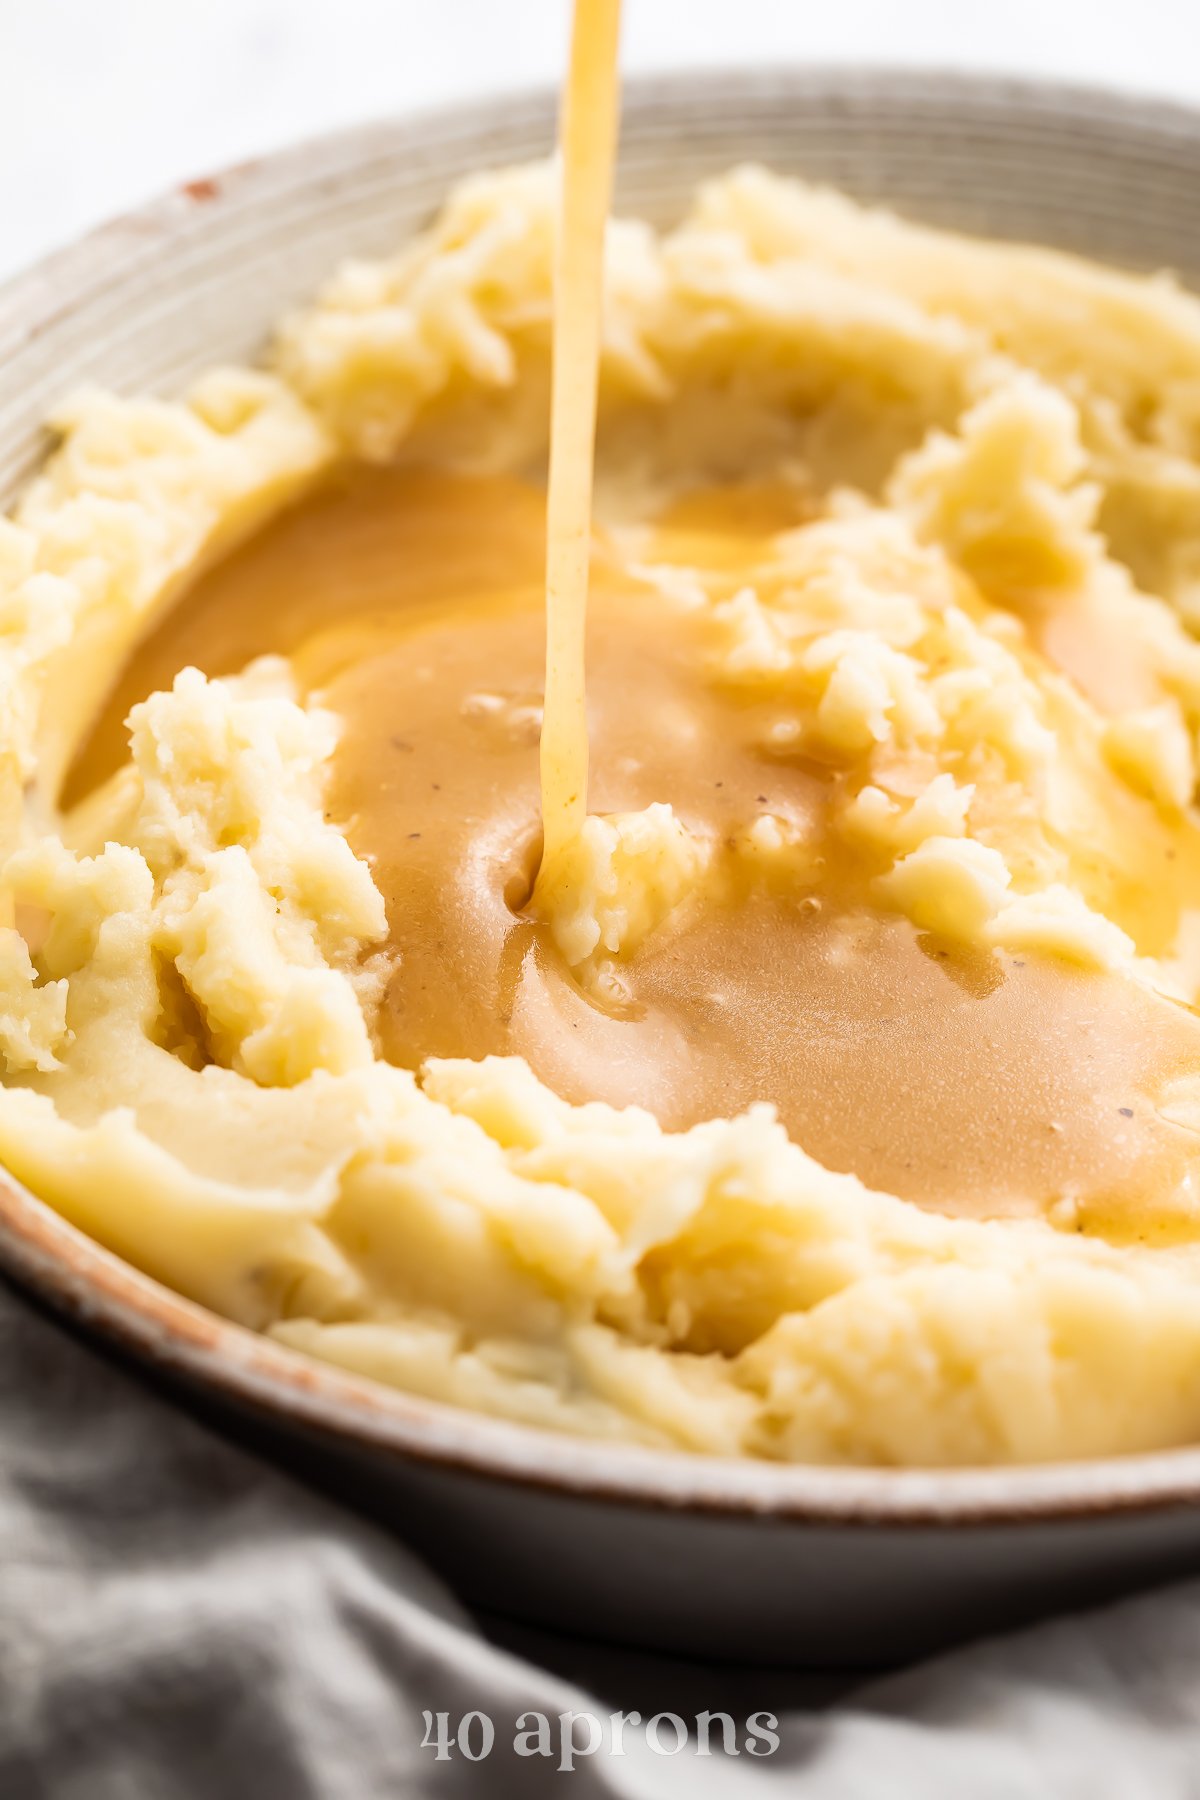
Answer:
[5,166,1200,1464]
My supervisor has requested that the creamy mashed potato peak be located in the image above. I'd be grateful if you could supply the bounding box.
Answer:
[6,167,1200,1465]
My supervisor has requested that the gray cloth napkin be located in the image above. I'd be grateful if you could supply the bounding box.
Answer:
[3,1277,1200,1800]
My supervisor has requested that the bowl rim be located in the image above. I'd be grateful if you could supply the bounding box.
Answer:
[6,64,1200,1529]
[9,1161,1200,1527]
[5,60,1200,318]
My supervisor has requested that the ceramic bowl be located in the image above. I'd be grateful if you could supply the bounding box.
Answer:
[4,69,1200,1667]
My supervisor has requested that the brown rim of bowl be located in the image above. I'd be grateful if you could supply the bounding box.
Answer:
[5,66,1200,1529]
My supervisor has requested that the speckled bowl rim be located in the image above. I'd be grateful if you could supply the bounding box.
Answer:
[4,66,1200,1528]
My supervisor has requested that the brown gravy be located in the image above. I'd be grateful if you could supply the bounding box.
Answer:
[67,464,1200,1228]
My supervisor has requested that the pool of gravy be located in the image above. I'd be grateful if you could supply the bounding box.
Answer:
[67,464,1200,1228]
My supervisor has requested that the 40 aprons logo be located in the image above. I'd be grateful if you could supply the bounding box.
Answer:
[421,1707,780,1769]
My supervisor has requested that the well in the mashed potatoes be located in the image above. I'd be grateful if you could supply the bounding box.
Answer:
[7,165,1200,1465]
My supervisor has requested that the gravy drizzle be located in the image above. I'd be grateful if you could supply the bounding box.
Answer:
[538,0,623,874]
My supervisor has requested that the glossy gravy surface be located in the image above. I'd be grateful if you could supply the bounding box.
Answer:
[67,465,1200,1227]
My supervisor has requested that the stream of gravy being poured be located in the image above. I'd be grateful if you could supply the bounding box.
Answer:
[61,0,1200,1237]
[538,0,622,877]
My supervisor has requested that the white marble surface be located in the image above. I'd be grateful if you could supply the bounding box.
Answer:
[3,0,1200,282]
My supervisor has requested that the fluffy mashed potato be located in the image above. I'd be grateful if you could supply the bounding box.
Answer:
[5,166,1200,1464]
